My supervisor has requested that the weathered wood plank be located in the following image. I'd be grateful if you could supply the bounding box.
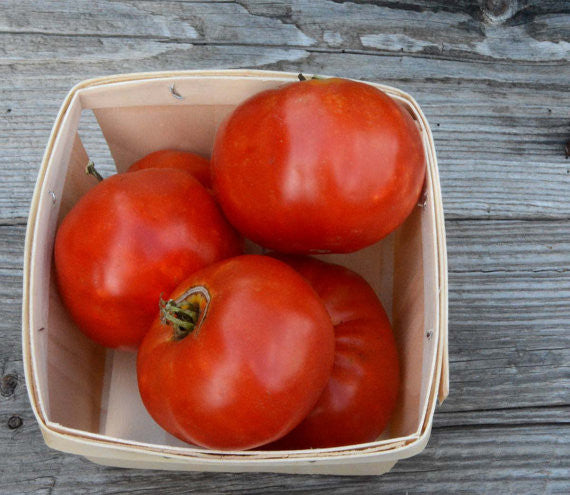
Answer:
[444,219,570,413]
[1,1,568,223]
[2,0,569,63]
[434,405,570,427]
[0,422,568,494]
[2,220,568,425]
[1,0,570,491]
[447,218,570,274]
[2,32,568,86]
[2,221,568,477]
[1,59,569,222]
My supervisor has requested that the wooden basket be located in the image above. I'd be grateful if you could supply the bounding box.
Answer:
[22,70,448,476]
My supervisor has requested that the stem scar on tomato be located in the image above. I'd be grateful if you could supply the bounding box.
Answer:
[160,286,210,340]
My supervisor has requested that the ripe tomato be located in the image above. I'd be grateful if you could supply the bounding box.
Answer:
[137,255,335,450]
[212,77,425,253]
[268,255,400,449]
[54,168,242,349]
[127,150,211,188]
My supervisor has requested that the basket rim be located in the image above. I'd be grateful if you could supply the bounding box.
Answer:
[22,69,448,463]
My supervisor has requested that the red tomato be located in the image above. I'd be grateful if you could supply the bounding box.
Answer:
[212,78,425,254]
[54,168,242,349]
[128,150,211,188]
[268,255,400,449]
[137,255,335,450]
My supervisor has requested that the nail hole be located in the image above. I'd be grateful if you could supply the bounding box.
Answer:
[426,330,433,341]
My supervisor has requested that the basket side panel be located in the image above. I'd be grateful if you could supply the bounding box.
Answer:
[29,109,107,433]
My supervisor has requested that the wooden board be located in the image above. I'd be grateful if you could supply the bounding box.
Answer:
[1,0,569,492]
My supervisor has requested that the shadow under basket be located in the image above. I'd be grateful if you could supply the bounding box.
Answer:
[22,70,449,476]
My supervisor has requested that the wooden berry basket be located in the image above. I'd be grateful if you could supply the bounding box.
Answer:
[22,70,448,476]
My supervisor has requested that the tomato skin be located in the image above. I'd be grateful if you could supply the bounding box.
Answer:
[268,255,400,449]
[212,78,425,254]
[127,150,211,188]
[137,255,335,451]
[54,168,242,349]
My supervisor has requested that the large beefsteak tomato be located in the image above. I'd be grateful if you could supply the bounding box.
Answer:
[212,77,425,253]
[127,149,211,188]
[269,255,400,449]
[54,168,242,349]
[137,255,335,450]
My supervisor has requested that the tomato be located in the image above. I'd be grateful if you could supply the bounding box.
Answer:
[212,77,425,254]
[54,168,242,349]
[268,255,400,449]
[127,150,211,188]
[137,255,335,450]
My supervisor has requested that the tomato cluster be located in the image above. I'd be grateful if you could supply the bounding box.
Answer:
[54,77,425,450]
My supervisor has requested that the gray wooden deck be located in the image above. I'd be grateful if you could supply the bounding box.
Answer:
[1,1,569,493]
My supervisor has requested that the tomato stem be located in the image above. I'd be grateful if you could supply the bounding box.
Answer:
[160,297,200,340]
[298,73,323,81]
[85,161,104,182]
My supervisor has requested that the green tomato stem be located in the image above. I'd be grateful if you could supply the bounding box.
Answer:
[160,297,200,340]
[85,161,104,182]
[298,73,323,81]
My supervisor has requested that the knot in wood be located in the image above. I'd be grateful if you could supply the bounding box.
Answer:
[481,0,516,24]
[1,374,18,397]
[7,415,23,429]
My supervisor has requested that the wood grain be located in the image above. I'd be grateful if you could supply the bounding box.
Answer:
[444,220,570,412]
[2,1,569,62]
[1,0,569,222]
[2,60,569,223]
[0,423,568,494]
[1,0,569,492]
[2,219,568,421]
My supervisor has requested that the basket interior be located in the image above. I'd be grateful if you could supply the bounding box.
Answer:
[28,73,440,456]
